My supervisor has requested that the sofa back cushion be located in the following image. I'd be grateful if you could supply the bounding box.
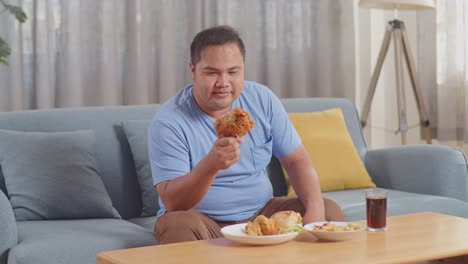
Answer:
[121,120,158,217]
[0,105,159,219]
[0,129,121,220]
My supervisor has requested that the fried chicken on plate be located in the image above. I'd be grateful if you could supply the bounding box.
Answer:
[245,211,303,236]
[245,215,277,236]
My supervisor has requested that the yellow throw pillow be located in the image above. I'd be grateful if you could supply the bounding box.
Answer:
[285,108,375,196]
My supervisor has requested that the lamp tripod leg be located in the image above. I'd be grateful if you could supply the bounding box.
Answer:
[361,25,393,128]
[400,25,432,144]
[393,28,408,145]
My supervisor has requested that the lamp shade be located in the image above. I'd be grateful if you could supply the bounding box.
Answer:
[359,0,435,10]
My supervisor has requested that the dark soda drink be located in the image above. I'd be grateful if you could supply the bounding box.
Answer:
[366,195,387,231]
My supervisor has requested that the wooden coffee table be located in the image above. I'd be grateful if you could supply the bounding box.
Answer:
[96,212,468,264]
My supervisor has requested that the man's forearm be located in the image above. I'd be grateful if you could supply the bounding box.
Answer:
[157,156,219,211]
[288,163,325,222]
[281,145,325,223]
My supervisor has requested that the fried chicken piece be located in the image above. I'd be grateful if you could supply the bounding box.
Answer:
[214,107,255,138]
[246,221,263,236]
[256,215,277,235]
[245,215,277,236]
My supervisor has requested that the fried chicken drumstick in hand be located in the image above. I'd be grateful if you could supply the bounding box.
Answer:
[214,107,255,138]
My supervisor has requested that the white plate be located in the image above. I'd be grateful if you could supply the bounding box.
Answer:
[303,221,365,241]
[220,223,299,246]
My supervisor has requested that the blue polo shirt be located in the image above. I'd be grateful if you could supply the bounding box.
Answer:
[149,81,301,221]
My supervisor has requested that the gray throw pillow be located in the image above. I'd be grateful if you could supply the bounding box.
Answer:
[121,120,159,217]
[0,129,121,220]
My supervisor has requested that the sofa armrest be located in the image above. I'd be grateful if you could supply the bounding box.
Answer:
[0,191,17,263]
[365,145,468,202]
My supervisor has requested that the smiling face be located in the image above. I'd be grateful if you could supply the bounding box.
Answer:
[190,42,245,119]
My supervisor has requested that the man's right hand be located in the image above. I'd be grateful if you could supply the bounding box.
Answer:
[207,136,243,170]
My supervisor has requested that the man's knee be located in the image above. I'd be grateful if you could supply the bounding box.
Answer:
[156,210,203,234]
[323,197,346,221]
[154,210,217,244]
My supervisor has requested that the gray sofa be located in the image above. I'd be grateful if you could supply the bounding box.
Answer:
[1,98,468,264]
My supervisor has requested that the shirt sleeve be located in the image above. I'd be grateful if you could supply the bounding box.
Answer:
[148,119,190,186]
[268,90,302,158]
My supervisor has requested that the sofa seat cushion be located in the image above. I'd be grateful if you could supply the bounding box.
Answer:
[127,216,158,232]
[323,188,468,221]
[9,219,156,264]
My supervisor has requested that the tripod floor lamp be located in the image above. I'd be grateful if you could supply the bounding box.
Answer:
[359,0,435,144]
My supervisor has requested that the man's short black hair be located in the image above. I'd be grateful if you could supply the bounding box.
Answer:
[190,25,246,65]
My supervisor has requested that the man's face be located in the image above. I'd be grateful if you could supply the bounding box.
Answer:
[190,43,245,118]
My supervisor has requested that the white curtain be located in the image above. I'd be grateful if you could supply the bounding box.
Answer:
[0,0,355,112]
[412,0,468,150]
[433,0,468,149]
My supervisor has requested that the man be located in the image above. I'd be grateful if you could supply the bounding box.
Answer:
[149,25,345,244]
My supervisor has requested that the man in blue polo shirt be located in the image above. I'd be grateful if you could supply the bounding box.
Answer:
[149,25,344,244]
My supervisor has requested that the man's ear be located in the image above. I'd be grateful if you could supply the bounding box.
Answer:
[189,62,195,80]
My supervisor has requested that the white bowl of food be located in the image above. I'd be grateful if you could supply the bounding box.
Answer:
[303,221,365,241]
